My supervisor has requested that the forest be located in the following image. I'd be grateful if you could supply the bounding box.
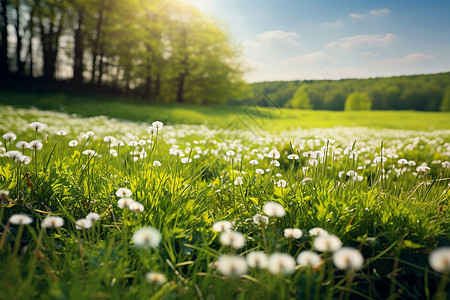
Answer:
[0,0,248,104]
[242,72,450,111]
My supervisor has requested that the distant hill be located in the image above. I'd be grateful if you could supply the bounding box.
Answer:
[233,72,450,111]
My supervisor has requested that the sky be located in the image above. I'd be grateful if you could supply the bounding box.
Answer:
[191,0,450,82]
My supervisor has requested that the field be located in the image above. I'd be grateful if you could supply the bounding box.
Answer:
[0,96,449,299]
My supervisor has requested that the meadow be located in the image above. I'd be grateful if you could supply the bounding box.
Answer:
[0,101,449,299]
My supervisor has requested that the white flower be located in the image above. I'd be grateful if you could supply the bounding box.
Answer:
[82,150,97,157]
[75,218,93,230]
[267,150,280,159]
[147,126,156,134]
[153,160,162,167]
[253,214,269,227]
[132,226,162,248]
[268,253,296,275]
[3,133,17,141]
[309,227,328,236]
[220,231,245,249]
[255,168,264,175]
[116,188,132,198]
[313,234,342,252]
[297,251,322,268]
[6,151,23,159]
[270,160,280,167]
[86,131,95,137]
[28,140,43,150]
[128,141,138,147]
[429,247,450,273]
[68,140,78,147]
[146,272,167,285]
[9,214,33,225]
[42,216,64,229]
[249,159,259,166]
[246,251,268,268]
[15,141,29,149]
[234,176,243,185]
[152,121,164,130]
[287,154,299,160]
[217,255,248,276]
[398,158,408,165]
[29,122,47,131]
[86,212,100,222]
[56,130,67,136]
[416,165,431,173]
[16,155,31,164]
[276,179,287,188]
[212,221,233,232]
[103,136,117,143]
[442,161,450,169]
[226,150,235,157]
[333,247,364,270]
[373,156,387,164]
[263,201,286,218]
[346,170,357,177]
[284,228,302,239]
[303,151,317,159]
[129,201,145,213]
[118,198,136,209]
[181,157,192,164]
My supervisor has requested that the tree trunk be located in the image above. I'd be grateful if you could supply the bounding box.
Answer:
[144,45,152,100]
[72,8,84,85]
[91,8,103,84]
[25,3,35,77]
[14,0,25,75]
[176,73,186,103]
[0,0,9,76]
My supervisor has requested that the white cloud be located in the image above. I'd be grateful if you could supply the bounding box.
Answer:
[321,20,343,27]
[326,33,397,51]
[256,30,300,47]
[381,53,433,64]
[242,40,260,48]
[369,8,390,16]
[284,51,333,65]
[349,13,364,19]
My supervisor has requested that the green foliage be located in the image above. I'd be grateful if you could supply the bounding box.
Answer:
[285,85,312,109]
[440,88,450,111]
[344,91,372,111]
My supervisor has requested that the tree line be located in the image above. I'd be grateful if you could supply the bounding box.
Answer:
[0,0,248,103]
[241,72,450,111]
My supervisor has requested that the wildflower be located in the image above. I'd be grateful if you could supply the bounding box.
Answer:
[268,253,296,275]
[373,156,387,164]
[246,251,269,268]
[429,247,450,273]
[346,170,357,177]
[118,198,136,209]
[103,136,117,143]
[152,121,164,130]
[15,141,29,149]
[287,154,299,160]
[303,151,317,159]
[82,150,97,157]
[416,165,431,173]
[217,255,248,276]
[129,201,145,213]
[86,212,100,222]
[147,126,156,134]
[29,122,47,131]
[441,161,450,169]
[301,177,312,185]
[9,214,33,225]
[153,160,161,167]
[75,218,93,230]
[270,160,280,167]
[86,131,95,137]
[3,133,17,141]
[263,201,286,218]
[0,189,9,204]
[284,228,302,239]
[42,216,64,229]
[132,226,162,248]
[333,247,364,270]
[309,159,318,166]
[28,140,43,150]
[116,187,132,198]
[181,157,192,164]
[220,231,245,249]
[212,221,233,232]
[56,130,67,136]
[169,148,184,157]
[249,159,259,165]
[267,150,280,159]
[313,234,342,252]
[297,251,322,268]
[253,214,269,227]
[234,176,243,185]
[16,155,31,164]
[255,168,264,175]
[68,140,78,147]
[398,158,408,165]
[276,179,287,188]
[128,141,138,147]
[226,150,235,157]
[146,272,167,285]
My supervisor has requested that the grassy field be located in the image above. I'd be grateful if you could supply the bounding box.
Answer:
[1,89,449,131]
[0,93,449,299]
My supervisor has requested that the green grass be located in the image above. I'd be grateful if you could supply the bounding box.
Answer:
[0,89,449,131]
[0,97,449,299]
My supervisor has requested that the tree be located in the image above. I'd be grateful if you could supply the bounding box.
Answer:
[344,91,372,111]
[0,0,9,77]
[440,89,450,111]
[285,85,312,109]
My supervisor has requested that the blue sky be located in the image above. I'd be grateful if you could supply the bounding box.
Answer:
[192,0,450,82]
